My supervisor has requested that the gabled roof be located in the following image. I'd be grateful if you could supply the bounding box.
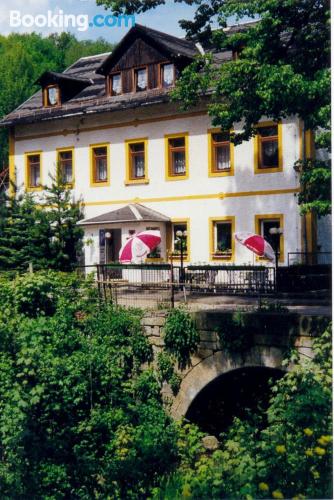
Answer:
[78,203,170,226]
[96,24,199,75]
[35,71,93,87]
[0,23,253,128]
[36,71,93,103]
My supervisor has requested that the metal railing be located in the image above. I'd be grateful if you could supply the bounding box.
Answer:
[77,263,276,308]
[184,265,275,294]
[288,252,332,266]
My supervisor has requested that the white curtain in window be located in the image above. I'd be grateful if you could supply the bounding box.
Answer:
[163,64,174,86]
[216,145,230,170]
[97,158,107,181]
[63,165,72,184]
[137,70,147,90]
[48,87,58,106]
[112,75,121,94]
[31,165,40,186]
[134,155,145,177]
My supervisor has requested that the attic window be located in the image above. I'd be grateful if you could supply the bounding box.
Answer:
[134,67,147,92]
[110,73,122,95]
[160,63,175,88]
[43,85,61,107]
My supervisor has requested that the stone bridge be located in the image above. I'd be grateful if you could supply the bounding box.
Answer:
[141,310,329,421]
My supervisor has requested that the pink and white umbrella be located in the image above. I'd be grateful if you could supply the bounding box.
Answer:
[234,232,275,262]
[119,230,161,264]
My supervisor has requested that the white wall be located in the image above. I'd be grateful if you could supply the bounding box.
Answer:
[13,106,303,265]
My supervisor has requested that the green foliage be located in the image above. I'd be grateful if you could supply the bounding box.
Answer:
[0,272,331,498]
[294,159,331,216]
[156,322,332,500]
[0,33,114,170]
[0,272,179,498]
[0,174,83,271]
[163,308,200,368]
[104,0,331,215]
[0,191,52,271]
[41,172,84,271]
[157,352,182,396]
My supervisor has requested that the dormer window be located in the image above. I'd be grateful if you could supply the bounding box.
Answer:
[134,67,147,92]
[43,85,61,107]
[160,63,175,88]
[110,73,122,95]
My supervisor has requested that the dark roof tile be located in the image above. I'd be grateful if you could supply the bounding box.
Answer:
[79,203,170,225]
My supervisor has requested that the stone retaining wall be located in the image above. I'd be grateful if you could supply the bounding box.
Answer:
[140,310,329,418]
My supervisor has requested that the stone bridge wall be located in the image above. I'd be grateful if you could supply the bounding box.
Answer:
[141,310,329,419]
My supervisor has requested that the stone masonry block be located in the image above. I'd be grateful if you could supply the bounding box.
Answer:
[149,336,165,347]
[199,330,218,342]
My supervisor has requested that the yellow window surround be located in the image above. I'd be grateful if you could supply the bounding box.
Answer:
[170,218,190,262]
[89,143,110,187]
[209,216,235,262]
[56,146,75,187]
[208,128,235,177]
[254,120,283,174]
[124,138,149,185]
[254,213,284,262]
[165,132,189,181]
[25,151,43,192]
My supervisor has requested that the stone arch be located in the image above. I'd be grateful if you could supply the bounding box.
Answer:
[171,344,287,419]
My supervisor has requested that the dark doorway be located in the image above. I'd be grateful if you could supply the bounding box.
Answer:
[185,367,283,436]
[106,229,122,263]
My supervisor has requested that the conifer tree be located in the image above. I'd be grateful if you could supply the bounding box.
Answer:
[42,172,84,271]
[0,191,51,270]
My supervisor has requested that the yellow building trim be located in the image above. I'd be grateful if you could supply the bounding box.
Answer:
[170,217,190,262]
[56,146,75,188]
[305,129,315,159]
[221,188,299,199]
[24,150,43,192]
[305,212,317,255]
[254,121,283,174]
[207,128,235,177]
[254,213,284,263]
[83,187,300,207]
[15,110,207,143]
[89,143,110,187]
[209,216,235,262]
[165,132,189,181]
[9,129,15,196]
[124,137,149,185]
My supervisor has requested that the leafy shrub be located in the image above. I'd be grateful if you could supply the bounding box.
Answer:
[163,308,199,368]
[0,270,97,318]
[156,323,332,500]
[0,273,178,499]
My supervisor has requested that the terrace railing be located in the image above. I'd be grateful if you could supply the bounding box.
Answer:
[78,263,277,308]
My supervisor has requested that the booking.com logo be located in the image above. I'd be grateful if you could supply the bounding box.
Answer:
[9,10,136,32]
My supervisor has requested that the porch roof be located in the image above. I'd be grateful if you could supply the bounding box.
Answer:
[78,203,170,226]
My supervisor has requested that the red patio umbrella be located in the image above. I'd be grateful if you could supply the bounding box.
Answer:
[119,230,161,264]
[234,232,275,262]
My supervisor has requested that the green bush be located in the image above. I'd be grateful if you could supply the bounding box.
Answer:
[163,308,200,368]
[0,272,178,499]
[156,324,332,500]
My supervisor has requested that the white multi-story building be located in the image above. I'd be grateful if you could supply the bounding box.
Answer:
[1,24,323,267]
